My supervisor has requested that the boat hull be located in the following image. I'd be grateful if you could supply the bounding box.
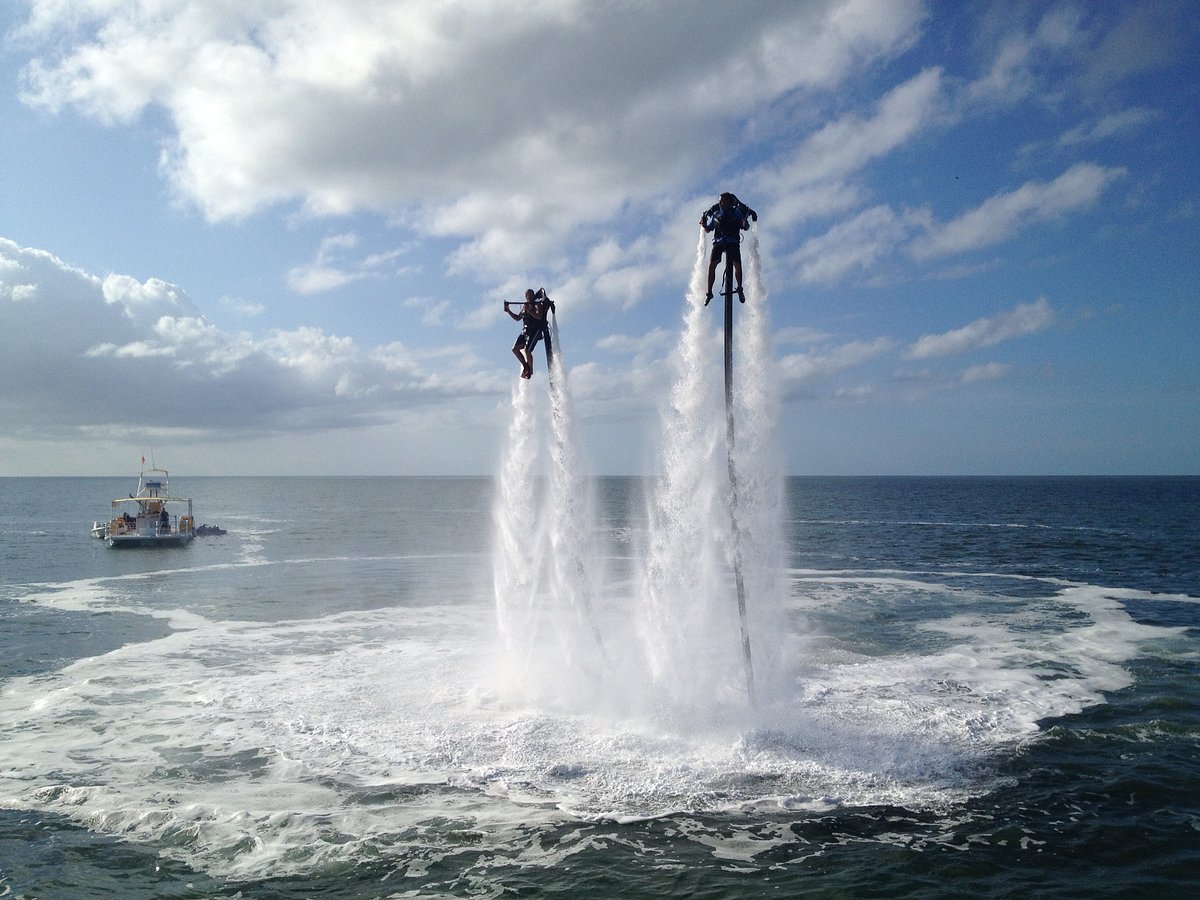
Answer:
[106,533,195,548]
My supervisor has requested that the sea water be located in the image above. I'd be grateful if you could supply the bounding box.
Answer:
[2,474,1198,898]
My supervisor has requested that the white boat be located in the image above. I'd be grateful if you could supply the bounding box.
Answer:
[99,467,196,548]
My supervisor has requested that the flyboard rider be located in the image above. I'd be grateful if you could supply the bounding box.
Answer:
[504,287,554,379]
[700,192,757,305]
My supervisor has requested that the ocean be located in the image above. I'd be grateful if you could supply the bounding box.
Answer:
[1,474,1198,899]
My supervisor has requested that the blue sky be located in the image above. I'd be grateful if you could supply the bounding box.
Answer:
[1,0,1197,476]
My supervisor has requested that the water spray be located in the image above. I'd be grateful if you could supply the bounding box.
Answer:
[719,255,756,706]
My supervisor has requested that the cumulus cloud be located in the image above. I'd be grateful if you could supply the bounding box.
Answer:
[907,297,1053,359]
[13,0,1127,305]
[15,2,924,256]
[0,238,499,439]
[5,2,1183,475]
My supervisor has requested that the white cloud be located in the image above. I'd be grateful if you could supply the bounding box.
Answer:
[286,232,418,294]
[778,336,894,393]
[101,272,201,321]
[909,163,1126,260]
[907,297,1053,359]
[596,327,673,357]
[792,204,930,284]
[286,265,365,294]
[962,362,1011,383]
[219,296,265,317]
[1058,107,1161,146]
[6,2,1190,477]
[752,67,944,229]
[16,0,927,283]
[85,340,174,359]
[959,2,1096,110]
[0,238,502,440]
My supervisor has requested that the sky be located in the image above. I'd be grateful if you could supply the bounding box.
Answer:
[1,0,1197,477]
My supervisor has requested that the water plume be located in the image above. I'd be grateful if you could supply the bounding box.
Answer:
[493,227,787,724]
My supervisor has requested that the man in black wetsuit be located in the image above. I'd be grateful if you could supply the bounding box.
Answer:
[700,192,757,304]
[505,288,554,379]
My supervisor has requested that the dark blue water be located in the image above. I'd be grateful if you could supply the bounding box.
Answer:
[2,476,1197,898]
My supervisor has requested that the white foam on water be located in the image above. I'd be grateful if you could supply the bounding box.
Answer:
[2,601,528,878]
[2,567,1187,878]
[14,571,222,630]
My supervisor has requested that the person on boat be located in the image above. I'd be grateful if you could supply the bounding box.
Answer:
[505,288,554,379]
[700,192,757,304]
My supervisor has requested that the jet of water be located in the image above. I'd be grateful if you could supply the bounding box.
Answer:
[493,227,789,724]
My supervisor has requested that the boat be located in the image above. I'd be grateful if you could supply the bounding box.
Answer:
[99,467,196,548]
